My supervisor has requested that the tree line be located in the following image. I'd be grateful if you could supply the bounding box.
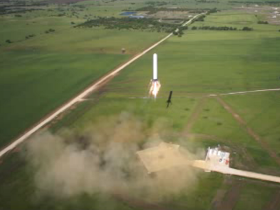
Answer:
[191,26,253,31]
[77,17,177,33]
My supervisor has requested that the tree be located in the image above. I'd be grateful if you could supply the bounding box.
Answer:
[257,21,268,24]
[6,39,12,43]
[242,26,253,31]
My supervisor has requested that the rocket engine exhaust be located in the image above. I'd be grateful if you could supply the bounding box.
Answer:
[149,53,161,98]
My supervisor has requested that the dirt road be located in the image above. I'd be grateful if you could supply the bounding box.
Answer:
[192,160,280,184]
[208,88,280,97]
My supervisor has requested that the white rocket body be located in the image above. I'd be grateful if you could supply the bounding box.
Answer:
[153,53,158,81]
[149,53,161,98]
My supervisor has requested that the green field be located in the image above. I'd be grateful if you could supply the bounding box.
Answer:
[224,92,280,158]
[1,0,280,209]
[0,11,166,148]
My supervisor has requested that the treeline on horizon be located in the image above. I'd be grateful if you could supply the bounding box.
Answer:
[190,26,253,31]
[135,6,207,14]
[229,0,280,4]
[76,17,177,33]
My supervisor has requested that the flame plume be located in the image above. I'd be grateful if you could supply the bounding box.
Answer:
[149,80,161,99]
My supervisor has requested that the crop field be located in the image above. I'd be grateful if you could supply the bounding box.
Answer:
[1,0,280,209]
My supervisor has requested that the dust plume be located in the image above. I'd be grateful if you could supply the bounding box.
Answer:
[25,112,200,200]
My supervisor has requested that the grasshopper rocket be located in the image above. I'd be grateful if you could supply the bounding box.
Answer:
[149,53,161,98]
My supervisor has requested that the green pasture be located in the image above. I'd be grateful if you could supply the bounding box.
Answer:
[48,13,280,208]
[101,28,280,96]
[193,10,280,31]
[234,182,276,210]
[1,2,280,210]
[191,97,279,171]
[223,92,280,158]
[0,14,166,148]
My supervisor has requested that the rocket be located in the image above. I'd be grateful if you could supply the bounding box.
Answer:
[153,53,158,81]
[149,53,161,98]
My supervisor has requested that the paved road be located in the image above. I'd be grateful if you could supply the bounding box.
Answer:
[192,160,280,184]
[0,14,203,159]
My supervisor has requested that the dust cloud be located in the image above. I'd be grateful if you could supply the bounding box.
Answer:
[25,112,200,200]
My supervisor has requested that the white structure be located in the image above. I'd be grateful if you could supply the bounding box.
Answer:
[153,53,158,80]
[204,147,230,172]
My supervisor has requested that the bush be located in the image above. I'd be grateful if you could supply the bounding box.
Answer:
[196,15,205,21]
[257,21,268,24]
[207,8,218,15]
[45,29,55,34]
[242,26,253,31]
[25,34,35,39]
[197,26,237,31]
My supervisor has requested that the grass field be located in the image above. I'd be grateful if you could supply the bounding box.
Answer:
[54,10,280,209]
[1,1,280,210]
[17,10,279,209]
[0,13,166,148]
[223,92,280,158]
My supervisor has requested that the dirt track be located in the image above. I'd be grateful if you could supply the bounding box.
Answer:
[208,88,280,97]
[216,96,280,167]
[185,97,208,132]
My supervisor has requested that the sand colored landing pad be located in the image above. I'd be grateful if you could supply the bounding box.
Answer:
[137,143,280,184]
[136,142,190,173]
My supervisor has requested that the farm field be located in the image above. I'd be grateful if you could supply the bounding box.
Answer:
[0,12,166,148]
[1,0,280,210]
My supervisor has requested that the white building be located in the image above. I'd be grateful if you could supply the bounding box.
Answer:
[205,147,230,169]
